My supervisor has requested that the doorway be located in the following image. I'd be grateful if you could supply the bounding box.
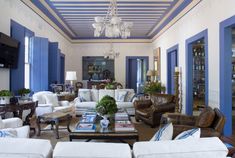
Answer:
[185,30,208,115]
[126,56,149,93]
[219,15,235,136]
[167,45,178,95]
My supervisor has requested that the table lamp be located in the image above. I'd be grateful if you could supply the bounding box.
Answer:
[66,71,77,93]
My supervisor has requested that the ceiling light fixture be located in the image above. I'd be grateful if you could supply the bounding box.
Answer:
[104,43,120,59]
[92,0,133,39]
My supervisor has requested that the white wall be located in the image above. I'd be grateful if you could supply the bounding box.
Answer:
[152,0,235,113]
[71,43,153,87]
[0,0,72,90]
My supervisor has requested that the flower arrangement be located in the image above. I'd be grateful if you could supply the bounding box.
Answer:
[144,81,166,94]
[18,88,31,96]
[0,90,12,97]
[96,95,118,116]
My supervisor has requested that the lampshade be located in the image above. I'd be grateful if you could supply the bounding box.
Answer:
[175,67,180,73]
[146,70,154,76]
[66,71,77,81]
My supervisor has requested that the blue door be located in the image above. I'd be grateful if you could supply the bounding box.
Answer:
[167,50,178,94]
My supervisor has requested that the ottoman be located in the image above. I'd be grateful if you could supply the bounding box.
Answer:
[53,142,132,158]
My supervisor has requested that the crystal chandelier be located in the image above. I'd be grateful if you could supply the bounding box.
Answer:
[104,43,120,59]
[92,0,133,39]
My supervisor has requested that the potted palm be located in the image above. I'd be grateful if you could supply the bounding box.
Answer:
[144,81,166,95]
[18,88,31,100]
[0,90,12,104]
[96,95,118,128]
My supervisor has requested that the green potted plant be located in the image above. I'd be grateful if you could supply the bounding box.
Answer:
[144,81,165,95]
[18,88,31,100]
[0,90,12,104]
[96,95,118,128]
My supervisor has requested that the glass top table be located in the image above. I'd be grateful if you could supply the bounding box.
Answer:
[68,110,139,143]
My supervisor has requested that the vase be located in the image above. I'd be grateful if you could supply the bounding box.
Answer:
[100,116,110,128]
[0,96,10,104]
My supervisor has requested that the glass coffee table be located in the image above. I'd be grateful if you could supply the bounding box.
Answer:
[68,111,139,144]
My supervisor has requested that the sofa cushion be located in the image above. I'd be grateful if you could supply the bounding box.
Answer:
[53,142,132,158]
[196,107,215,128]
[0,129,17,138]
[75,102,97,109]
[133,137,228,158]
[32,91,53,104]
[175,128,201,140]
[150,123,173,141]
[44,93,59,107]
[116,102,133,109]
[116,91,128,102]
[0,138,52,158]
[79,89,91,101]
[91,89,99,102]
[99,89,115,101]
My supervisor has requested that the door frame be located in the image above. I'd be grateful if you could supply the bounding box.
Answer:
[185,29,208,115]
[126,56,149,89]
[219,15,235,136]
[167,44,179,94]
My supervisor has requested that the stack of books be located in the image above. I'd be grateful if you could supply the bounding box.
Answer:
[115,112,129,121]
[75,123,96,132]
[75,112,97,132]
[115,120,135,132]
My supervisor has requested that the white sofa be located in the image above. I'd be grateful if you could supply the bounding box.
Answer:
[0,138,52,158]
[53,137,229,158]
[32,91,74,116]
[0,117,29,138]
[74,89,137,115]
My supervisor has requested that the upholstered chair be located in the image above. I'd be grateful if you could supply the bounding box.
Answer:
[160,106,226,138]
[134,94,175,127]
[32,91,74,116]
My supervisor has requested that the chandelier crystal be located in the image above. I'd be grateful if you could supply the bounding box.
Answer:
[92,0,133,39]
[104,43,120,59]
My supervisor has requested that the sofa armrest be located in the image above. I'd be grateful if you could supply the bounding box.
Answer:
[153,102,175,113]
[161,112,197,126]
[134,100,152,109]
[3,118,23,128]
[59,100,69,106]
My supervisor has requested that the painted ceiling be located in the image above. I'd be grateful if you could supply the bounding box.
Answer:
[29,0,193,40]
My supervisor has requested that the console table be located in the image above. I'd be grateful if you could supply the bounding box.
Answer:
[0,101,38,126]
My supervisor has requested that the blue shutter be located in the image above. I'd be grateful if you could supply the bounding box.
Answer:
[48,42,60,88]
[10,20,25,94]
[60,53,65,84]
[30,37,49,92]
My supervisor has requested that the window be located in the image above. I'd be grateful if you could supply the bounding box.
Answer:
[24,36,30,89]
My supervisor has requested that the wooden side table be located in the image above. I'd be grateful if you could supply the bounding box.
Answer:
[37,111,72,139]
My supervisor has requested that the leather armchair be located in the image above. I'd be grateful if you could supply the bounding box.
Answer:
[160,107,226,138]
[134,94,175,127]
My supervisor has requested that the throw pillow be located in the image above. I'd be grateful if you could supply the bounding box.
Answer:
[117,91,128,102]
[44,93,59,107]
[196,107,215,128]
[174,128,201,140]
[150,123,173,141]
[0,116,4,129]
[125,92,136,102]
[0,129,17,138]
[79,90,91,102]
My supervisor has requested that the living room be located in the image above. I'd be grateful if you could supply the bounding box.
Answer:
[0,0,235,157]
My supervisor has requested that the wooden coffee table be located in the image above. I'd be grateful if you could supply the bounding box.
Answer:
[37,111,72,139]
[68,113,139,144]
